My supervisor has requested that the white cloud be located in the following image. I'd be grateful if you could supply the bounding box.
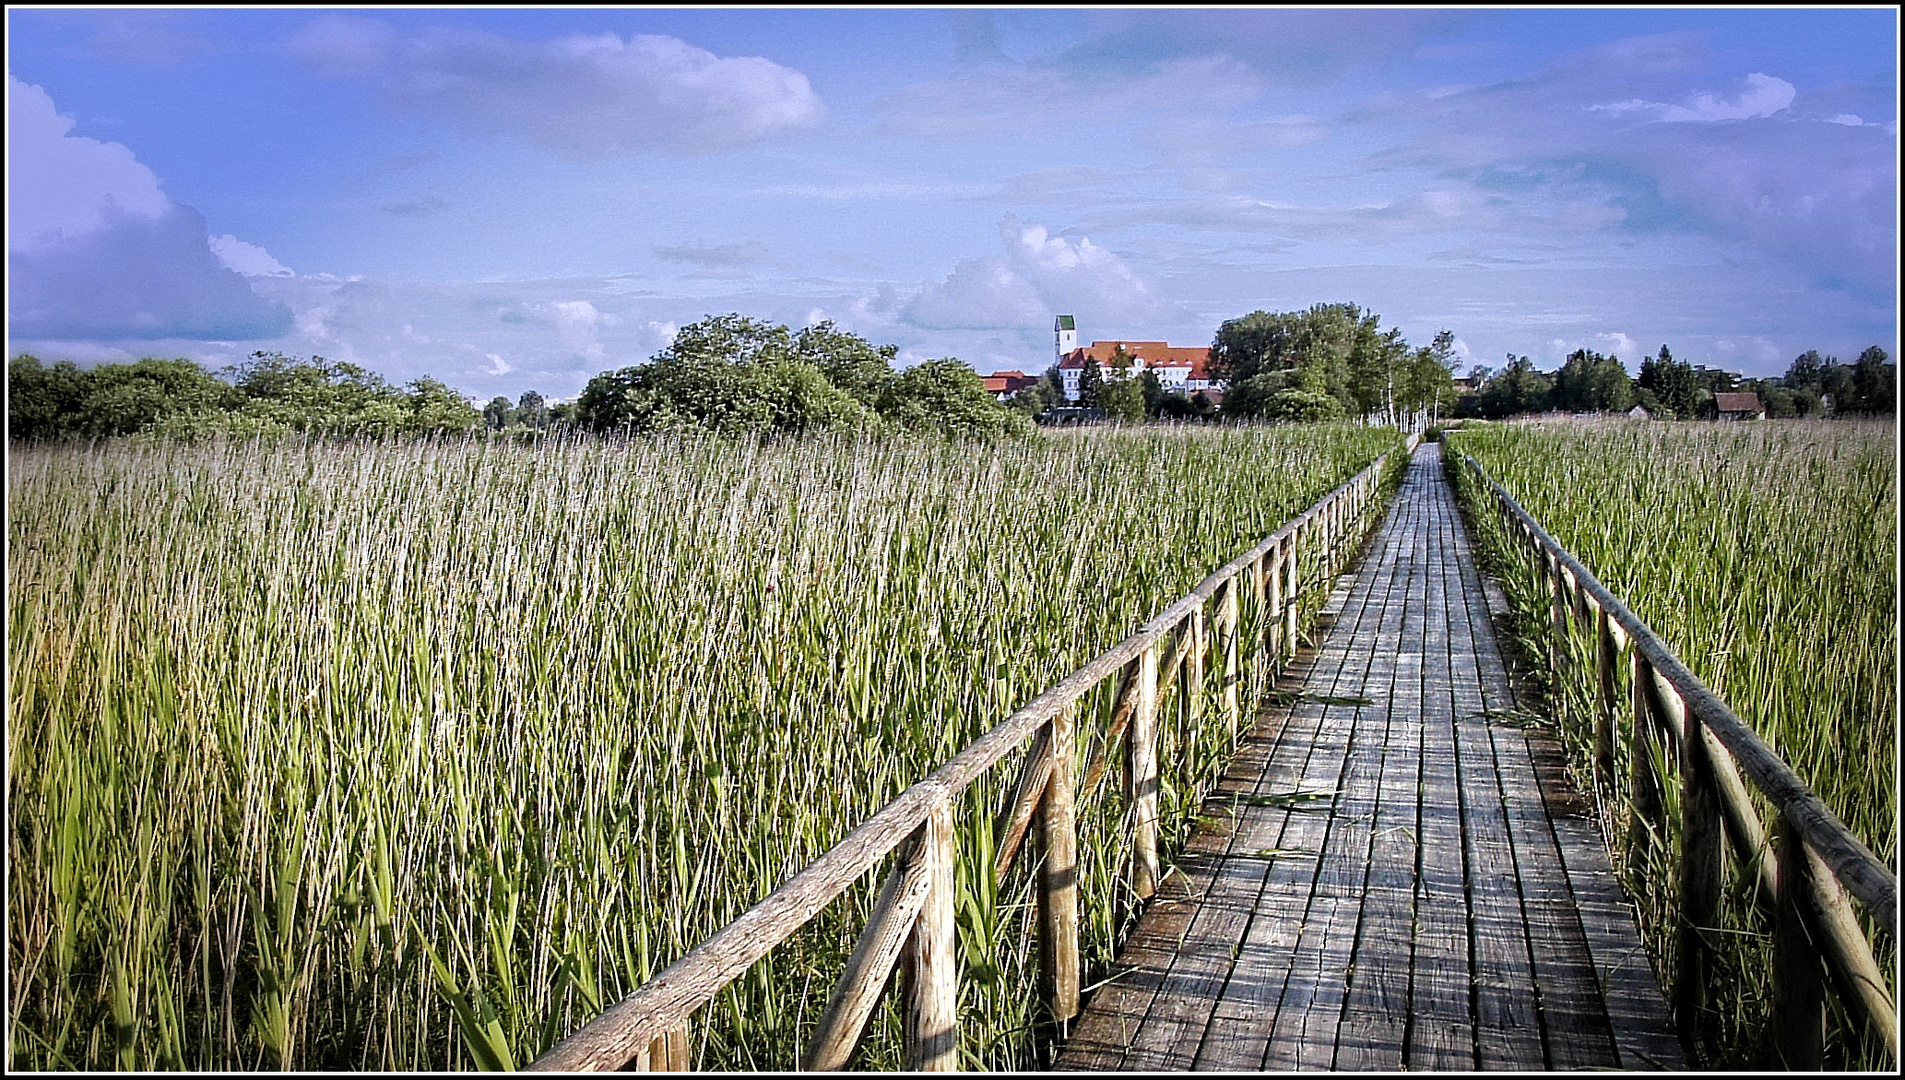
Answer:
[1590,73,1796,123]
[905,217,1187,331]
[8,77,292,341]
[548,299,606,359]
[210,234,295,277]
[8,74,170,248]
[484,352,513,376]
[286,17,825,157]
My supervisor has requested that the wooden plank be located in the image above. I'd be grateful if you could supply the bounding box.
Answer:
[1445,459,1548,1070]
[1150,491,1406,1071]
[1191,456,1418,1070]
[1259,456,1423,1071]
[1405,466,1478,1070]
[1334,466,1430,1072]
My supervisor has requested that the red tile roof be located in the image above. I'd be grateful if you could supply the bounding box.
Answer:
[1713,392,1764,413]
[1058,341,1215,379]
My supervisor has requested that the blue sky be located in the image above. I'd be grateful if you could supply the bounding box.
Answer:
[7,7,1898,401]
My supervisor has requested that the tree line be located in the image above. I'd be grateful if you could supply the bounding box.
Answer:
[1459,343,1895,420]
[8,352,481,440]
[6,314,1030,442]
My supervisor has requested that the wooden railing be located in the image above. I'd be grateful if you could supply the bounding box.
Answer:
[1450,450,1897,1070]
[527,439,1414,1071]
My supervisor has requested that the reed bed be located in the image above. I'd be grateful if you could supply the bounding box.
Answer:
[7,423,1398,1071]
[1447,418,1895,1068]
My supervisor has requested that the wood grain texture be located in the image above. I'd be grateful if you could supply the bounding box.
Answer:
[1057,442,1675,1072]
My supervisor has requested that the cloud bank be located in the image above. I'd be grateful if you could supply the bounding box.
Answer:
[8,75,292,341]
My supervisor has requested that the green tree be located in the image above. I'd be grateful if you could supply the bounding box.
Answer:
[1100,376,1146,423]
[794,321,897,405]
[485,396,515,429]
[1076,357,1104,408]
[1265,387,1345,422]
[1850,345,1895,414]
[404,378,482,434]
[516,391,548,429]
[1476,355,1551,418]
[1637,346,1697,419]
[1209,302,1395,419]
[1550,349,1635,413]
[7,355,88,439]
[876,359,1030,437]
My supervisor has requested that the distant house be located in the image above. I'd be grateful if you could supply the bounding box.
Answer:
[980,370,1041,401]
[1713,392,1765,421]
[1627,404,1652,421]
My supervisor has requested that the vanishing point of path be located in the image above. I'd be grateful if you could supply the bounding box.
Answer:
[1057,442,1684,1071]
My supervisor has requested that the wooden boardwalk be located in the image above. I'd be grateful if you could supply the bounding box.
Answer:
[1057,442,1683,1071]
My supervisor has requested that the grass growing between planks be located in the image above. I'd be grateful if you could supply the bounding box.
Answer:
[7,422,1399,1071]
[1447,418,1895,1069]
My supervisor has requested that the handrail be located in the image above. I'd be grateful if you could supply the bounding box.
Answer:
[1451,449,1896,1068]
[529,436,1415,1071]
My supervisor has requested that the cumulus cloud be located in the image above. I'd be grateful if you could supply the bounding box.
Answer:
[285,17,825,157]
[8,75,169,247]
[903,256,1047,330]
[8,76,292,341]
[210,234,295,277]
[904,217,1185,330]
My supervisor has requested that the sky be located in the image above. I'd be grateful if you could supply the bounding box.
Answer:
[6,6,1899,402]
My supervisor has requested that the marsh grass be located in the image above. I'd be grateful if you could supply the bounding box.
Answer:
[7,423,1397,1071]
[1448,419,1895,1069]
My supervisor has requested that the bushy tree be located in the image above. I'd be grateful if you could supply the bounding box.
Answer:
[1265,387,1345,422]
[1099,376,1145,423]
[1849,345,1895,414]
[1209,302,1403,420]
[7,355,87,439]
[516,390,549,429]
[1475,355,1551,418]
[1637,346,1697,419]
[1549,349,1635,413]
[877,358,1030,437]
[795,320,898,405]
[485,396,515,429]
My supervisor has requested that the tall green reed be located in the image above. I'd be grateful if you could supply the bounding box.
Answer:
[1448,418,1894,1069]
[9,424,1397,1071]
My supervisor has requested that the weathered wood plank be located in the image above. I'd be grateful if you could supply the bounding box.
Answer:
[1056,442,1678,1073]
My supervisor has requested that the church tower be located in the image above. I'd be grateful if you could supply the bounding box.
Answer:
[1055,314,1077,363]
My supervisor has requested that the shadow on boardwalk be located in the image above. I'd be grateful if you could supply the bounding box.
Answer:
[1057,442,1682,1071]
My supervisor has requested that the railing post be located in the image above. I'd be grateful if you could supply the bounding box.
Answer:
[1549,555,1570,724]
[1126,642,1160,901]
[1773,814,1826,1070]
[1038,706,1080,1024]
[1265,548,1284,662]
[1185,605,1206,732]
[903,798,958,1071]
[1627,651,1666,875]
[1594,602,1618,795]
[1220,578,1240,740]
[1676,699,1723,1049]
[1282,532,1300,659]
[803,827,933,1071]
